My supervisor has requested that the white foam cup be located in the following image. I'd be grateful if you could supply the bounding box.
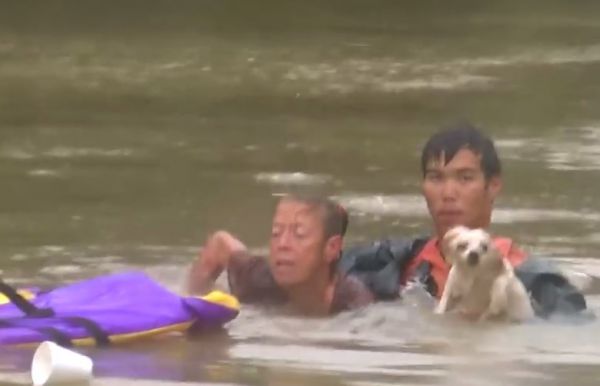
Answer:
[31,341,93,386]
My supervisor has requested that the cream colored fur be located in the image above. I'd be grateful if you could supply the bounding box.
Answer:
[434,226,534,322]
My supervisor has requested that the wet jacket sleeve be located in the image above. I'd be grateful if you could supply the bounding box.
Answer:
[338,237,428,300]
[515,257,590,318]
[340,237,591,319]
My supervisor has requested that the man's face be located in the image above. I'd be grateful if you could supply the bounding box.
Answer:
[269,200,333,288]
[422,148,501,238]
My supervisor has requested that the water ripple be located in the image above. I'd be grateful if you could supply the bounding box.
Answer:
[337,194,600,224]
[496,125,600,171]
[254,172,332,186]
[0,146,139,160]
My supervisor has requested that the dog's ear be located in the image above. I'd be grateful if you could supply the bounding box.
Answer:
[441,240,454,265]
[442,226,468,245]
[480,234,505,269]
[474,229,495,252]
[441,226,467,264]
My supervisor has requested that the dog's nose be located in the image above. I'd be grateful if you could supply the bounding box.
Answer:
[467,251,479,266]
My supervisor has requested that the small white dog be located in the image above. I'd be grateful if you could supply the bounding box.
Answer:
[434,226,535,322]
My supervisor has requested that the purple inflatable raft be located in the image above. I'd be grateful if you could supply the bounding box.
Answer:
[0,271,239,346]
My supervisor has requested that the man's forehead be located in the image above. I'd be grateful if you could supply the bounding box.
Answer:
[274,200,320,220]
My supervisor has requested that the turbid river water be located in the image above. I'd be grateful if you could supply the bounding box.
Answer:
[1,1,600,385]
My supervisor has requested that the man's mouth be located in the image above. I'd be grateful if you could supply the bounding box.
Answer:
[273,257,295,271]
[275,260,294,267]
[438,210,462,219]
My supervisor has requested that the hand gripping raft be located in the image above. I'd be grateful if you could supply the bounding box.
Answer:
[0,271,239,346]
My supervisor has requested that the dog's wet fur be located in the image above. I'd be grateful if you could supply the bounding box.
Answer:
[435,226,535,322]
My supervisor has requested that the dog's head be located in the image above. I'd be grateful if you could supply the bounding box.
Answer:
[441,226,498,269]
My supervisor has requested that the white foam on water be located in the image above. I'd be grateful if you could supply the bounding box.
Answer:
[39,265,84,275]
[230,342,455,376]
[0,147,35,160]
[44,147,136,158]
[0,145,138,160]
[40,246,66,253]
[495,125,600,170]
[277,44,600,96]
[437,44,600,70]
[71,255,124,264]
[254,172,332,186]
[27,169,63,178]
[553,257,600,279]
[492,208,600,223]
[494,138,531,150]
[283,59,495,95]
[336,194,427,217]
[228,292,600,384]
[10,254,29,261]
[377,74,494,92]
[336,193,600,224]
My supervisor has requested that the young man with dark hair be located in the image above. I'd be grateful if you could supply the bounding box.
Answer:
[187,194,373,316]
[340,123,588,317]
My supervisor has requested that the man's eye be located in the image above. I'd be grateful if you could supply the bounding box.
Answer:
[458,174,475,182]
[294,228,308,238]
[456,242,468,252]
[426,173,443,182]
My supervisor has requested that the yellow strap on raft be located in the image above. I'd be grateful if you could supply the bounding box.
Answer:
[1,287,239,311]
[0,289,36,305]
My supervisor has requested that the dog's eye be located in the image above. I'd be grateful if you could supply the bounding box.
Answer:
[456,242,468,252]
[481,243,488,253]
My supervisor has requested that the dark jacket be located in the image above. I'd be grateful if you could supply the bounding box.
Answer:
[339,236,591,319]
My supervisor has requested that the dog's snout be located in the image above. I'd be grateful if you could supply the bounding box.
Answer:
[467,251,479,266]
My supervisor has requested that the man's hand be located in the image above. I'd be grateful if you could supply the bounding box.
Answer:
[187,231,247,295]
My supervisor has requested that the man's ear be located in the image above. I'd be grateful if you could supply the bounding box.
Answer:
[487,175,502,201]
[324,235,343,263]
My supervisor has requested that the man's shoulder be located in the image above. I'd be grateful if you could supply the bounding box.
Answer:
[339,236,430,273]
[330,274,374,313]
[337,235,431,300]
[490,235,528,266]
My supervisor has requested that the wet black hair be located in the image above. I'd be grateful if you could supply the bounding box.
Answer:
[278,193,348,239]
[420,122,501,180]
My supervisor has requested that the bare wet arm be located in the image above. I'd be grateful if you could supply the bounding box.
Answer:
[187,231,248,295]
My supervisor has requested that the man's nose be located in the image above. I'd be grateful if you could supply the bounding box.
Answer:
[441,178,459,200]
[274,229,293,249]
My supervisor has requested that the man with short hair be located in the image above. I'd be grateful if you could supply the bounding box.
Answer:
[340,123,587,317]
[188,194,374,316]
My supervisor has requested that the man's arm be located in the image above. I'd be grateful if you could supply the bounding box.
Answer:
[514,257,589,318]
[187,231,247,295]
[503,241,590,317]
[338,237,427,300]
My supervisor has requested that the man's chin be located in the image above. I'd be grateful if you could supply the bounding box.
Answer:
[273,274,302,289]
[439,220,465,236]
